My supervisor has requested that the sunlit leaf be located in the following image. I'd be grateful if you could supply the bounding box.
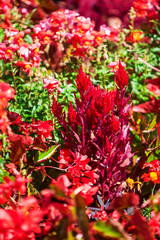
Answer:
[93,221,126,239]
[146,115,157,131]
[35,144,60,163]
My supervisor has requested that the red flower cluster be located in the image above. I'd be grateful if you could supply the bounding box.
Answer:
[58,149,99,202]
[0,175,30,204]
[33,9,118,58]
[141,159,160,184]
[132,0,159,19]
[115,61,129,89]
[31,120,54,142]
[126,30,145,43]
[0,27,41,74]
[0,0,12,27]
[0,174,44,240]
[0,82,15,133]
[43,76,59,94]
[148,210,160,238]
[14,118,54,142]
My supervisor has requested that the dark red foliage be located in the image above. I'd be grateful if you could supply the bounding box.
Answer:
[8,133,33,165]
[129,210,154,240]
[110,193,139,210]
[52,64,132,201]
[52,95,64,120]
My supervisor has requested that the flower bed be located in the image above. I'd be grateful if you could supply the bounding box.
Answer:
[0,0,160,239]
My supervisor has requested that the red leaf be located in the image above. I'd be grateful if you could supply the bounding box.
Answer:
[133,100,160,113]
[8,134,33,165]
[130,210,154,240]
[146,83,160,96]
[56,174,72,192]
[110,193,139,210]
[146,78,160,86]
[158,127,160,139]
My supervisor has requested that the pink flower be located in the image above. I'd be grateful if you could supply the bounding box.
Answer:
[19,46,29,60]
[43,76,59,93]
[108,61,126,72]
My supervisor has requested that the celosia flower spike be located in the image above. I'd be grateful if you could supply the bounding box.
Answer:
[115,61,129,90]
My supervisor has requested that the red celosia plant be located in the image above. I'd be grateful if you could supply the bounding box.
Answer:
[52,62,133,201]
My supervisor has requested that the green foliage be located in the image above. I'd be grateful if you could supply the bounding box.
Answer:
[35,144,60,163]
[93,221,125,239]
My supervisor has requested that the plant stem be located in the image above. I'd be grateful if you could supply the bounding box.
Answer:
[151,183,156,196]
[138,57,160,73]
[48,92,54,124]
[79,115,85,148]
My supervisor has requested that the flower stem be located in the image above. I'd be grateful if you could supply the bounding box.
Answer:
[48,92,54,124]
[151,183,156,196]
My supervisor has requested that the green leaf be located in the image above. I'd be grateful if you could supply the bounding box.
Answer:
[0,14,5,20]
[24,34,33,44]
[146,115,157,131]
[93,221,125,239]
[15,76,25,83]
[0,60,4,73]
[0,28,5,43]
[0,167,10,182]
[28,182,41,197]
[35,144,60,163]
[151,47,160,53]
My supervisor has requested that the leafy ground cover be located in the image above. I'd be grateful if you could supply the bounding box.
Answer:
[0,0,160,239]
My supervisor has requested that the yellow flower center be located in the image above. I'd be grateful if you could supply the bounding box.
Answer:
[150,172,158,181]
[84,41,90,46]
[25,64,31,69]
[44,36,50,41]
[96,36,102,43]
[34,47,39,53]
[133,31,143,41]
[17,38,23,45]
[126,177,134,188]
[6,49,12,54]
